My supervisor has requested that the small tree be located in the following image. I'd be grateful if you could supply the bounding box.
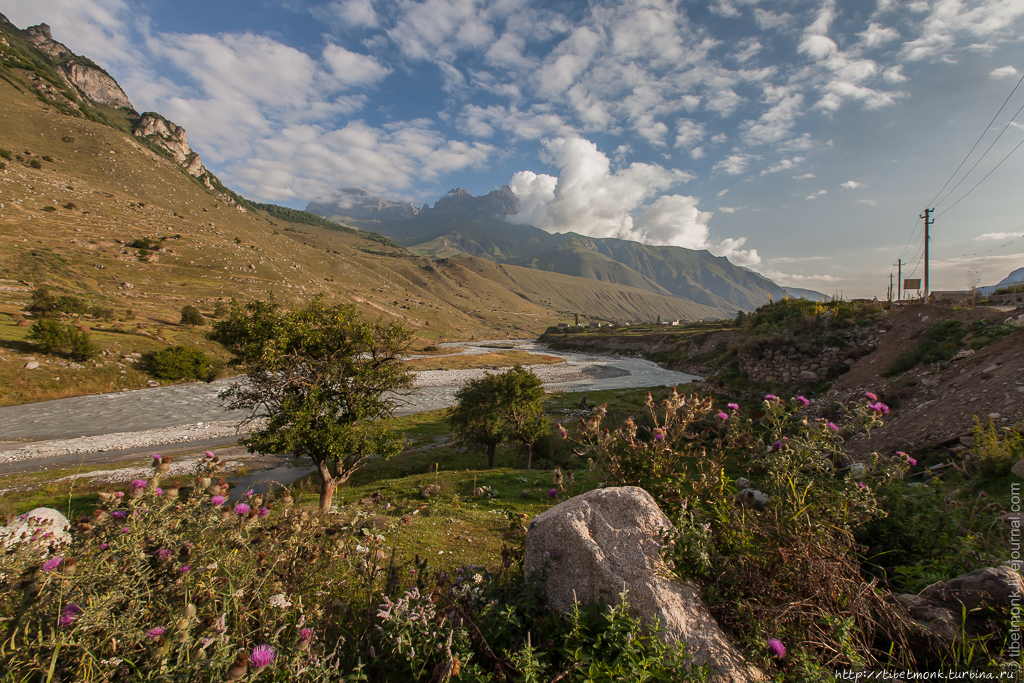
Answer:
[210,296,413,510]
[147,345,214,381]
[447,365,548,470]
[180,305,205,327]
[27,319,68,354]
[28,287,58,316]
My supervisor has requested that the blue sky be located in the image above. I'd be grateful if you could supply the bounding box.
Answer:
[3,0,1023,296]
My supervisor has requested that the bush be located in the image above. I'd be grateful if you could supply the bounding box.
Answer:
[26,318,68,354]
[90,306,117,321]
[180,304,205,327]
[55,295,87,315]
[146,345,215,381]
[28,287,58,316]
[29,158,42,169]
[0,148,11,160]
[67,328,99,361]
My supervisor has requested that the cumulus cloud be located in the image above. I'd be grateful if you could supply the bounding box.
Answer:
[990,65,1019,79]
[714,154,751,175]
[509,135,759,265]
[761,156,805,174]
[841,180,863,189]
[974,231,1024,240]
[315,0,380,29]
[757,269,842,286]
[806,189,828,199]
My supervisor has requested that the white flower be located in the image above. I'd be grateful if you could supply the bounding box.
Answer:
[472,573,483,585]
[355,545,369,554]
[231,589,244,598]
[268,593,292,609]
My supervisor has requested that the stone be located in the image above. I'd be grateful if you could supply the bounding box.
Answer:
[147,380,161,387]
[919,566,1024,611]
[23,361,39,370]
[525,487,761,683]
[0,507,71,548]
[799,370,818,380]
[1010,458,1024,479]
[959,436,974,447]
[735,488,769,511]
[421,484,441,498]
[988,413,1001,420]
[734,477,750,490]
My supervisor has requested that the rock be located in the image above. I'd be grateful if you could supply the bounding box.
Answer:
[919,566,1024,611]
[799,370,818,380]
[735,488,769,511]
[0,507,71,548]
[421,484,441,498]
[133,113,208,179]
[524,487,761,682]
[734,477,750,490]
[959,436,974,447]
[23,361,39,370]
[988,413,1001,420]
[147,380,161,387]
[981,364,999,378]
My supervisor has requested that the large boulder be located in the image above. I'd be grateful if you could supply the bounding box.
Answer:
[524,486,762,683]
[0,507,71,548]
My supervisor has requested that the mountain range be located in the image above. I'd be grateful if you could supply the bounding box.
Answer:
[307,187,800,313]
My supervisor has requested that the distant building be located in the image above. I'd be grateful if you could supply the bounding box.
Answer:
[661,320,680,326]
[557,323,569,329]
[589,321,603,328]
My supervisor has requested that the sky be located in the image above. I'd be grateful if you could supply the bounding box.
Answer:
[3,0,1023,296]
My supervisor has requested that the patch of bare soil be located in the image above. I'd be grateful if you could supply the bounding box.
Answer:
[822,303,1024,457]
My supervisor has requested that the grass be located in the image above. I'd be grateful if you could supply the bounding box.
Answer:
[404,349,564,371]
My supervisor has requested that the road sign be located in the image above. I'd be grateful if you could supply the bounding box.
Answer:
[903,279,921,290]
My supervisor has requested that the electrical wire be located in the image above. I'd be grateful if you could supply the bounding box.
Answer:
[933,98,1024,210]
[896,216,922,264]
[926,71,1024,208]
[937,136,1024,218]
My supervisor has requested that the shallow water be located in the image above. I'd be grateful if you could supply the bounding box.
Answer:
[0,340,698,441]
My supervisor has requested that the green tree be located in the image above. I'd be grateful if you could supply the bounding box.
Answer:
[213,301,230,318]
[447,365,548,470]
[180,305,205,327]
[27,319,68,354]
[28,287,58,316]
[210,296,413,510]
[55,295,87,315]
[147,345,214,381]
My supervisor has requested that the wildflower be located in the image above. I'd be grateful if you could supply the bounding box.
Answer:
[146,627,166,640]
[156,548,173,561]
[764,394,778,401]
[547,489,557,499]
[653,431,665,441]
[795,396,810,406]
[249,645,276,670]
[771,440,782,452]
[111,511,128,519]
[869,402,890,414]
[717,412,729,420]
[827,422,839,432]
[179,565,191,573]
[473,573,483,585]
[233,503,250,516]
[155,488,164,496]
[205,451,214,459]
[40,557,63,572]
[355,545,369,554]
[210,495,226,507]
[897,451,917,466]
[857,482,866,489]
[865,392,878,401]
[213,613,227,633]
[60,604,81,627]
[63,604,83,615]
[152,454,161,461]
[258,507,270,517]
[299,628,313,642]
[99,543,109,550]
[59,615,76,627]
[131,479,147,490]
[123,528,130,534]
[268,593,292,609]
[767,638,786,658]
[114,491,124,499]
[727,403,739,411]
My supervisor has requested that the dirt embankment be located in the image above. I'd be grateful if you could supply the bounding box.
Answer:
[541,329,740,375]
[827,303,1024,457]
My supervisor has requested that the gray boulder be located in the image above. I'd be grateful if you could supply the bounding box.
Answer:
[524,486,762,683]
[1,507,71,548]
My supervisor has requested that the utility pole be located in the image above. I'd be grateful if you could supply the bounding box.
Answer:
[919,208,934,300]
[894,259,903,301]
[888,273,894,303]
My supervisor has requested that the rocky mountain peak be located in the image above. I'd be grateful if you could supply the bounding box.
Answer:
[133,112,207,180]
[306,188,421,221]
[430,184,519,218]
[25,23,53,41]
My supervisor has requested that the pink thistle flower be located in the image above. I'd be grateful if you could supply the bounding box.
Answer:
[99,543,109,550]
[857,482,866,489]
[146,627,165,640]
[156,549,172,561]
[795,396,810,406]
[771,440,782,451]
[233,503,251,516]
[111,510,127,519]
[865,392,878,401]
[559,428,567,438]
[258,507,270,517]
[152,454,162,460]
[114,491,124,499]
[131,479,147,490]
[897,451,917,466]
[764,394,778,401]
[155,488,164,496]
[204,451,214,459]
[653,432,664,441]
[547,489,557,498]
[249,645,276,670]
[179,565,191,573]
[717,412,729,420]
[727,403,739,411]
[40,557,63,572]
[299,628,313,642]
[210,495,226,506]
[123,528,131,534]
[827,422,839,432]
[245,489,254,498]
[768,638,786,658]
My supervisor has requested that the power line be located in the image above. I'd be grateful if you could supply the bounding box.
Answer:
[896,217,922,263]
[927,71,1024,208]
[937,136,1024,217]
[933,97,1024,210]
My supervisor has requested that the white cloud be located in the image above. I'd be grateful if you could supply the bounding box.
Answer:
[741,90,804,145]
[772,255,832,263]
[858,22,900,48]
[857,198,877,206]
[883,65,909,83]
[758,269,842,286]
[315,0,380,29]
[990,65,1019,79]
[974,231,1024,240]
[674,119,706,148]
[755,9,794,30]
[761,156,805,174]
[714,154,751,175]
[690,146,706,159]
[794,173,817,179]
[840,180,863,189]
[717,188,730,197]
[806,189,828,199]
[718,206,744,213]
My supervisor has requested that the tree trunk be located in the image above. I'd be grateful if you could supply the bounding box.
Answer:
[524,443,532,471]
[487,444,496,470]
[317,461,338,511]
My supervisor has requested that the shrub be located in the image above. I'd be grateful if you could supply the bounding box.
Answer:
[26,318,68,354]
[55,295,87,315]
[29,158,42,169]
[42,155,54,162]
[180,304,205,327]
[0,161,6,171]
[28,287,58,316]
[90,306,117,321]
[41,205,56,212]
[63,201,76,210]
[146,345,215,381]
[67,327,99,361]
[0,148,11,160]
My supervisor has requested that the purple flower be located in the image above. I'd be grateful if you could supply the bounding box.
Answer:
[558,428,568,438]
[156,548,172,561]
[233,503,251,516]
[131,479,147,490]
[857,482,866,489]
[59,615,76,627]
[123,528,131,534]
[653,432,664,441]
[299,628,313,642]
[249,645,276,669]
[764,394,778,401]
[258,507,270,517]
[908,457,917,466]
[179,565,191,573]
[717,412,729,420]
[547,489,557,499]
[795,396,810,406]
[771,440,782,452]
[205,451,214,458]
[245,489,254,498]
[155,488,164,496]
[897,451,917,466]
[872,402,890,414]
[146,627,166,640]
[210,495,225,506]
[111,510,127,519]
[40,557,63,572]
[827,422,839,432]
[99,543,109,551]
[727,403,739,411]
[767,638,786,658]
[152,454,162,460]
[865,392,878,401]
[63,604,83,615]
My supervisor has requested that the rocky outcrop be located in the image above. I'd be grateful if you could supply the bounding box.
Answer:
[23,23,134,111]
[133,113,207,179]
[429,184,519,219]
[1,507,71,548]
[525,487,762,683]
